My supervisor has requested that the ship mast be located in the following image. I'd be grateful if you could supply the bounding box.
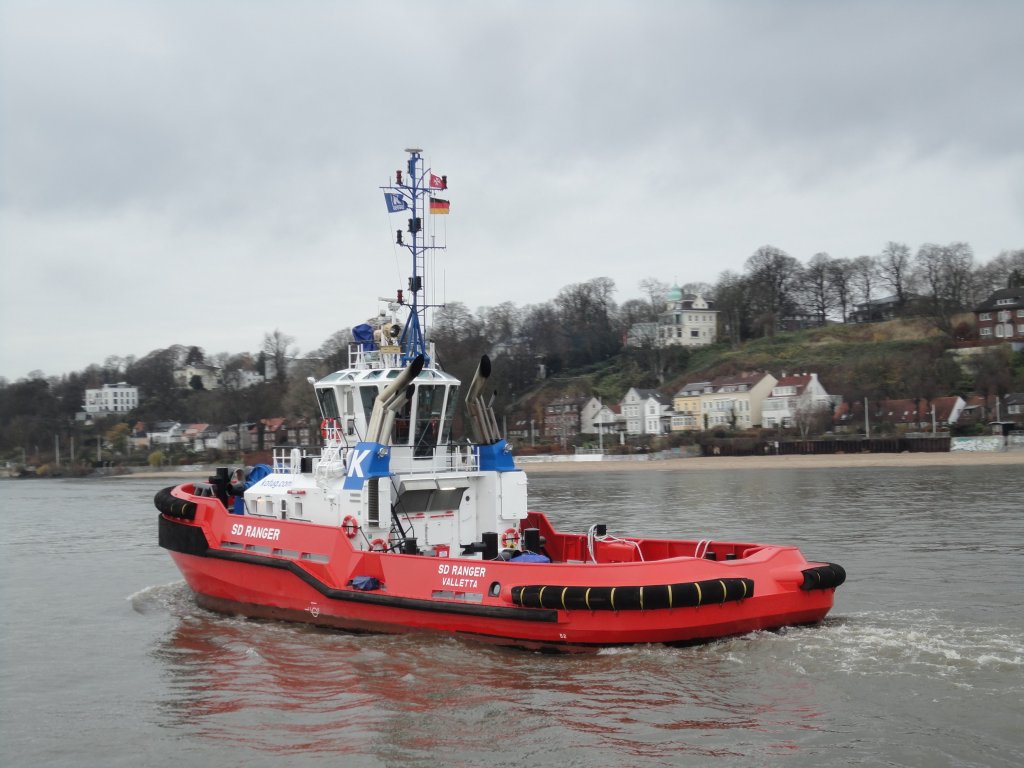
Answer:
[381,148,447,366]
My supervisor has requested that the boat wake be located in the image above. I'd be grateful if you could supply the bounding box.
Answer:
[679,609,1024,695]
[595,609,1022,685]
[127,580,194,617]
[814,610,1024,685]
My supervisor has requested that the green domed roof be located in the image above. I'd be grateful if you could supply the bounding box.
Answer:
[666,284,683,302]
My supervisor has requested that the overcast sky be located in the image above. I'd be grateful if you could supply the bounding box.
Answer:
[1,0,1022,380]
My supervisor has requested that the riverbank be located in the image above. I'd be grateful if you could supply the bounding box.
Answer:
[109,449,1024,480]
[519,450,1024,473]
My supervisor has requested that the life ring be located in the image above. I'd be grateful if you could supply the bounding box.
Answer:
[501,527,520,549]
[370,537,388,552]
[321,418,338,439]
[342,515,359,538]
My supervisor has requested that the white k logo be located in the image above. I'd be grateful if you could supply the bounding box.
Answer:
[347,449,371,478]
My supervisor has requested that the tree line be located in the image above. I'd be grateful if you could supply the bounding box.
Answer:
[1,242,1021,464]
[715,243,1023,342]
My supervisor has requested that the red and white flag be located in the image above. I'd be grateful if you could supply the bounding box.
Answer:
[429,173,445,189]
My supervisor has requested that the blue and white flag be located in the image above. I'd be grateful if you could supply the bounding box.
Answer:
[384,192,408,212]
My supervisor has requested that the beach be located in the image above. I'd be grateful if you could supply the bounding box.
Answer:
[118,449,1024,480]
[518,450,1024,473]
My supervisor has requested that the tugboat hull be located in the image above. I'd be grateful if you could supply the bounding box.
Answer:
[160,503,841,650]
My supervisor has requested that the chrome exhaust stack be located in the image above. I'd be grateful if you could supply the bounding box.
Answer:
[466,355,501,444]
[365,355,424,444]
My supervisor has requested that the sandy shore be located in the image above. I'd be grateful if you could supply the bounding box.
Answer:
[519,450,1024,473]
[117,449,1023,480]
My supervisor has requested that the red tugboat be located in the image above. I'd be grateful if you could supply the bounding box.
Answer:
[157,148,845,650]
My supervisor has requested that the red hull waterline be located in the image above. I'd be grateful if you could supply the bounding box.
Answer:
[158,485,843,651]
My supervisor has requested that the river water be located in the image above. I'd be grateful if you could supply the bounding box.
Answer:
[1,465,1022,767]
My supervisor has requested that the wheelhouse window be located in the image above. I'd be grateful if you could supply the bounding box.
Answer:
[413,385,445,457]
[441,385,459,444]
[316,388,340,419]
[360,386,378,428]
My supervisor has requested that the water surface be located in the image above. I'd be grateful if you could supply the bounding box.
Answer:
[1,466,1021,767]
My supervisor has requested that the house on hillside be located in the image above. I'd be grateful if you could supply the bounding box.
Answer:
[175,363,221,391]
[251,418,286,450]
[701,372,778,430]
[761,373,835,429]
[930,396,967,428]
[578,397,623,442]
[626,285,718,349]
[850,294,924,323]
[222,368,265,389]
[671,381,710,432]
[866,397,966,432]
[579,397,602,435]
[183,423,222,451]
[149,421,185,446]
[657,286,718,347]
[247,418,316,450]
[543,396,587,443]
[621,388,672,435]
[83,382,138,415]
[974,286,1024,343]
[220,423,254,453]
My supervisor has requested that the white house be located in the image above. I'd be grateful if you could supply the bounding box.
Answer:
[83,382,138,415]
[761,373,835,429]
[222,368,265,389]
[149,421,186,446]
[578,397,623,444]
[626,285,718,349]
[658,286,718,347]
[621,388,672,435]
[175,363,222,390]
[579,398,604,435]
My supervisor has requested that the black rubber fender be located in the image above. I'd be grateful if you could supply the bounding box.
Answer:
[800,563,846,591]
[154,486,198,520]
[511,577,755,611]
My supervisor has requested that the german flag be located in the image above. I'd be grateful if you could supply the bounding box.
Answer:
[429,197,450,215]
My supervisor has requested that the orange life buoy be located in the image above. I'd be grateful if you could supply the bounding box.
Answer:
[321,418,338,439]
[370,537,388,552]
[501,527,520,549]
[342,515,359,538]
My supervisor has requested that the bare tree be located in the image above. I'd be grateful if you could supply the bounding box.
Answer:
[974,248,1024,296]
[850,255,878,313]
[828,258,856,322]
[638,277,669,314]
[713,270,752,346]
[876,241,915,310]
[618,298,659,327]
[554,277,620,368]
[681,282,715,299]
[915,242,975,334]
[800,252,836,326]
[745,245,803,336]
[262,329,296,384]
[793,400,833,439]
[480,302,523,350]
[315,329,354,371]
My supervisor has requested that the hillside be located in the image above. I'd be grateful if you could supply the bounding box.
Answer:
[515,318,1008,413]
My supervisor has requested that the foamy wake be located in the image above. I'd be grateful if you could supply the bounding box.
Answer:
[774,610,1024,689]
[127,580,192,616]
